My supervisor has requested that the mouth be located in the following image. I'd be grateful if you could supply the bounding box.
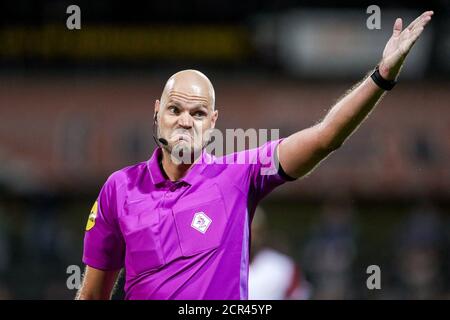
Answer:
[172,133,193,142]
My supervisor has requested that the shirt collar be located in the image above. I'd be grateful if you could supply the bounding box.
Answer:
[147,147,166,186]
[147,147,213,187]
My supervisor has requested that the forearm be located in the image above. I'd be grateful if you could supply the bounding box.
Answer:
[75,266,121,300]
[76,282,112,300]
[318,70,386,150]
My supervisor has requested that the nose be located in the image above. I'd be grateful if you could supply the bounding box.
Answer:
[178,111,193,129]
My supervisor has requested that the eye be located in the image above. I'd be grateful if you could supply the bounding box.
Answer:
[192,111,207,118]
[168,105,180,115]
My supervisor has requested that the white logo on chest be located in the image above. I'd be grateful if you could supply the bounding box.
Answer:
[191,212,212,234]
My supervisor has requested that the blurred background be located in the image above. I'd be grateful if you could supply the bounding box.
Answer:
[0,0,449,299]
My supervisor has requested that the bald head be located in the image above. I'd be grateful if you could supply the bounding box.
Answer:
[161,69,215,110]
[154,69,219,158]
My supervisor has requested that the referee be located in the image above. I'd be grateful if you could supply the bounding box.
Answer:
[77,11,433,299]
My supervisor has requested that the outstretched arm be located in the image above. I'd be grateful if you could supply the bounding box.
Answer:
[278,11,434,179]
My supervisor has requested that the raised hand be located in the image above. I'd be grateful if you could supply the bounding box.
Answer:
[379,11,434,80]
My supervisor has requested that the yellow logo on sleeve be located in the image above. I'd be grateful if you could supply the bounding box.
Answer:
[86,200,98,231]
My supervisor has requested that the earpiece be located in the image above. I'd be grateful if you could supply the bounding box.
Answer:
[158,138,168,146]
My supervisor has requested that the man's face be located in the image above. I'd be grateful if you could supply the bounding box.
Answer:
[155,70,218,162]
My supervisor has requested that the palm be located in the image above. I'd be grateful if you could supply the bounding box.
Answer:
[380,11,433,80]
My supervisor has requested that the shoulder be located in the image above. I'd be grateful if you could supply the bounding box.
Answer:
[104,161,148,191]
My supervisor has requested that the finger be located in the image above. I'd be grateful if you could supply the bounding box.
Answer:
[406,13,424,31]
[409,13,432,35]
[401,11,433,54]
[420,12,433,27]
[393,18,402,36]
[407,11,433,31]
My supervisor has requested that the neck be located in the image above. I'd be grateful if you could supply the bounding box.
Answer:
[160,148,201,181]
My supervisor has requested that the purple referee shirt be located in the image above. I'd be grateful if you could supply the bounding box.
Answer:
[82,139,294,299]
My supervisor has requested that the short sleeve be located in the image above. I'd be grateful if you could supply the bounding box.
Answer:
[249,139,297,203]
[82,174,125,271]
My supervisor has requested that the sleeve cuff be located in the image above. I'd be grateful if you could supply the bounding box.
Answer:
[274,141,298,181]
[82,255,123,271]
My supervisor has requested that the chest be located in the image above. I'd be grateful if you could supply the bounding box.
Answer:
[117,181,246,275]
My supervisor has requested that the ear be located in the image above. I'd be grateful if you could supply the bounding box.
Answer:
[210,109,219,129]
[154,100,160,120]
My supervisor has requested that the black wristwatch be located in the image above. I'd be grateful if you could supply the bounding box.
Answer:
[370,65,397,90]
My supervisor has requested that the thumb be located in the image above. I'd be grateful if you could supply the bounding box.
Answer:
[393,18,402,36]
